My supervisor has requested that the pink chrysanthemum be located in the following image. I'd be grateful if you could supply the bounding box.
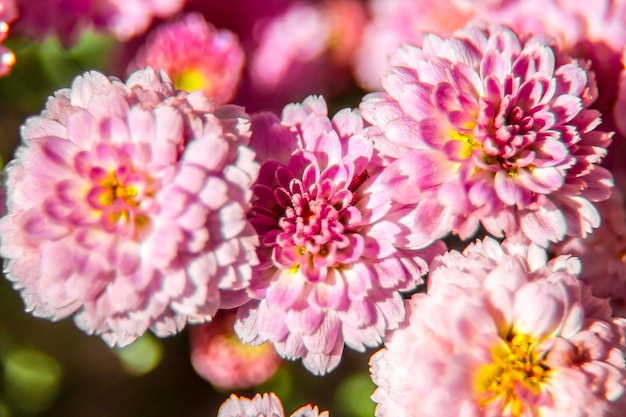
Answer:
[371,237,626,417]
[0,0,16,77]
[218,393,328,417]
[360,24,614,248]
[189,309,281,390]
[13,0,186,43]
[554,181,626,317]
[235,96,445,375]
[0,68,259,346]
[478,0,626,152]
[127,13,245,106]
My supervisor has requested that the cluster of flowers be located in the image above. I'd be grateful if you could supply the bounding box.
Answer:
[2,0,626,416]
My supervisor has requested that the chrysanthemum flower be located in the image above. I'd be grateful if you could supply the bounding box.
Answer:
[13,0,186,44]
[218,393,328,417]
[360,24,614,248]
[0,0,16,77]
[189,309,281,390]
[127,13,245,106]
[371,237,626,417]
[479,0,626,153]
[235,96,445,375]
[0,68,259,346]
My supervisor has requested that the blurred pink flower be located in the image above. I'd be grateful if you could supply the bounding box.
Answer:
[371,237,626,417]
[218,393,328,417]
[241,0,367,112]
[189,309,281,390]
[353,0,511,90]
[554,184,626,317]
[612,51,626,163]
[127,13,244,105]
[0,68,259,347]
[235,96,445,375]
[13,0,186,44]
[0,0,16,77]
[355,0,467,91]
[360,24,614,248]
[183,0,291,44]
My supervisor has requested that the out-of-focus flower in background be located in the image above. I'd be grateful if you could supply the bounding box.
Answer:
[554,171,626,317]
[189,309,282,390]
[127,13,245,105]
[353,0,509,90]
[242,0,367,112]
[12,0,187,44]
[0,0,17,77]
[0,68,259,347]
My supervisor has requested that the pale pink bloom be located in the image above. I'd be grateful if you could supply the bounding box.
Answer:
[371,237,626,417]
[189,309,281,390]
[353,0,511,90]
[218,393,328,417]
[127,13,244,105]
[554,181,626,317]
[360,24,614,248]
[0,68,259,346]
[235,96,445,375]
[0,0,16,77]
[13,0,186,43]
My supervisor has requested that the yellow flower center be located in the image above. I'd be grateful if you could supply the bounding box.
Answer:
[99,172,148,229]
[475,333,549,416]
[289,263,300,274]
[450,131,476,159]
[172,67,211,92]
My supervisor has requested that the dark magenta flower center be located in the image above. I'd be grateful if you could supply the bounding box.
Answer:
[276,178,350,255]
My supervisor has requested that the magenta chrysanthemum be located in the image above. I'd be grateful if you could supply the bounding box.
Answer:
[0,68,259,346]
[371,237,626,417]
[361,24,614,247]
[217,393,328,417]
[235,96,445,375]
[128,13,245,105]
